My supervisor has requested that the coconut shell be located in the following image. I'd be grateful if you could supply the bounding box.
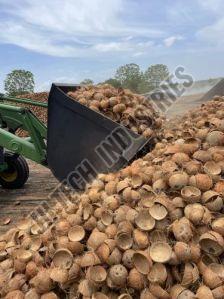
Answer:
[148,263,167,285]
[189,174,213,191]
[40,292,59,299]
[50,268,68,284]
[101,210,113,226]
[181,186,201,203]
[122,249,135,269]
[67,241,84,255]
[169,173,189,189]
[149,204,168,220]
[127,268,145,290]
[55,220,71,236]
[202,191,223,211]
[133,251,152,275]
[202,263,224,289]
[52,248,73,269]
[174,242,191,262]
[199,231,224,256]
[212,285,224,299]
[30,270,53,294]
[140,289,157,299]
[107,248,122,265]
[87,266,107,286]
[68,226,85,242]
[172,218,193,242]
[214,180,224,193]
[93,292,109,299]
[172,153,190,166]
[135,209,155,231]
[4,274,26,294]
[95,243,110,262]
[133,229,148,249]
[25,261,38,278]
[149,242,172,263]
[78,279,96,297]
[108,264,128,287]
[5,290,25,299]
[24,289,40,299]
[212,218,224,236]
[181,263,199,287]
[149,230,167,244]
[206,131,224,146]
[148,283,170,299]
[116,232,133,251]
[196,285,214,299]
[79,252,101,267]
[87,231,107,250]
[204,161,221,176]
[170,284,186,299]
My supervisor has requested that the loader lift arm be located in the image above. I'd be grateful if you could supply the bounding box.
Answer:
[0,95,48,188]
[0,96,47,164]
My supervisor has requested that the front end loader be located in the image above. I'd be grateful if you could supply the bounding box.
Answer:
[0,84,152,189]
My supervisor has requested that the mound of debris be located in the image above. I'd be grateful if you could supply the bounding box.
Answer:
[15,93,48,137]
[1,97,224,298]
[68,84,163,139]
[17,92,48,124]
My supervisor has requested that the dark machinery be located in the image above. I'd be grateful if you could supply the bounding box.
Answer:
[0,84,152,189]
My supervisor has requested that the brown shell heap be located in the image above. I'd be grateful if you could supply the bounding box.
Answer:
[2,94,224,298]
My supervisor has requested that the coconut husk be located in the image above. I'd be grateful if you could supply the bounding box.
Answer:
[199,231,224,256]
[148,263,167,285]
[108,264,128,287]
[135,209,155,231]
[133,251,152,274]
[52,249,73,269]
[196,285,214,299]
[149,242,172,263]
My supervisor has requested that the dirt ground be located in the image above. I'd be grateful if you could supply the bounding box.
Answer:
[0,93,208,234]
[166,93,204,118]
[0,161,59,233]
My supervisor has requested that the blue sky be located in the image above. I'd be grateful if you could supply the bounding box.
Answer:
[0,0,223,92]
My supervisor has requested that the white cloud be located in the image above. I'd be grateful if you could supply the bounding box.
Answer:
[196,0,224,48]
[197,17,224,46]
[94,42,128,52]
[132,52,145,57]
[94,40,154,53]
[163,35,183,47]
[0,0,164,57]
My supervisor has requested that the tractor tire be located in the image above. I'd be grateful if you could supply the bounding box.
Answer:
[0,153,29,189]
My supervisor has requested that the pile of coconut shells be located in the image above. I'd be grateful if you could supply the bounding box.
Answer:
[67,84,163,139]
[16,92,48,125]
[15,92,48,137]
[2,96,224,298]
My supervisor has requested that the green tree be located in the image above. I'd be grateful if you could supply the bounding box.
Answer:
[144,64,169,90]
[137,74,151,94]
[80,79,94,85]
[4,69,34,96]
[115,63,143,92]
[104,78,122,88]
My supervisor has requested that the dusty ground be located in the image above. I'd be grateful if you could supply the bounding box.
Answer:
[166,93,204,117]
[0,161,60,233]
[0,92,209,234]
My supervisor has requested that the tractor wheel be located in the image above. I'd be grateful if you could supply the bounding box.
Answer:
[0,153,29,189]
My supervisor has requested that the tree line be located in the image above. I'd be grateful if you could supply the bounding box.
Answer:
[3,64,169,96]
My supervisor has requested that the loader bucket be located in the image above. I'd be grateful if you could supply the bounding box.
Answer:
[47,83,153,190]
